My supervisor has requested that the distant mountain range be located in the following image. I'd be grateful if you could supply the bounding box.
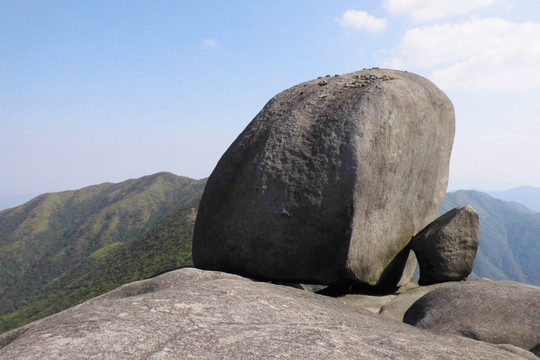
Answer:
[486,186,540,212]
[1,174,539,334]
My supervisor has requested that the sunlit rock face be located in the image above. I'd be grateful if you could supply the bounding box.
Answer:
[193,69,455,287]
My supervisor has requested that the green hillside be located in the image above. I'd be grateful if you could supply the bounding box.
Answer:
[0,198,201,333]
[442,190,540,285]
[0,172,206,327]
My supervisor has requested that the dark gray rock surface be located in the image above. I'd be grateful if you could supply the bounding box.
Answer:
[193,69,455,287]
[0,268,535,359]
[403,280,540,353]
[410,205,479,285]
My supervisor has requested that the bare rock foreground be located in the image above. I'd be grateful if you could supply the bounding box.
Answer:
[1,268,536,359]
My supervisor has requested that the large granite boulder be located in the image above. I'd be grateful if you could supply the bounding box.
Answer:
[403,280,540,353]
[0,268,535,359]
[410,206,480,285]
[193,69,455,287]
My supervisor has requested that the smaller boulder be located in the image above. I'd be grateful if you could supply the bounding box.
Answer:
[403,280,540,352]
[410,206,479,285]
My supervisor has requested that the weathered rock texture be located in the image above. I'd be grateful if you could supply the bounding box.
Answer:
[0,268,536,359]
[410,206,479,285]
[403,280,540,353]
[193,69,455,287]
[379,281,455,322]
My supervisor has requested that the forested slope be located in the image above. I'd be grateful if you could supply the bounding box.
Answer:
[0,172,205,332]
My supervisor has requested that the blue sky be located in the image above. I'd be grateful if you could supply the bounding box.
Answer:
[1,0,540,199]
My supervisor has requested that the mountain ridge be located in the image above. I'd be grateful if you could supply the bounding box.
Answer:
[0,198,201,332]
[486,185,540,212]
[0,194,35,212]
[0,172,205,321]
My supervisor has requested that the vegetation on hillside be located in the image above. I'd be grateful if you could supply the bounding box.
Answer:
[0,173,206,333]
[0,199,200,333]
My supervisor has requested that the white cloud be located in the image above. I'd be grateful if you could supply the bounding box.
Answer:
[383,0,500,22]
[383,17,540,91]
[203,39,220,48]
[336,10,386,32]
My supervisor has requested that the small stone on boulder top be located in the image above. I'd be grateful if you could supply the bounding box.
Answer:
[193,68,455,287]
